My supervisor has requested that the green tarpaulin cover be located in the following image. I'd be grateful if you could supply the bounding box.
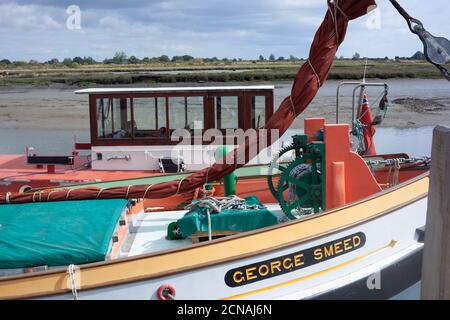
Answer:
[174,196,279,239]
[0,199,128,269]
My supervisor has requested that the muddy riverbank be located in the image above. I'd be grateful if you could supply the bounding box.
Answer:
[0,79,449,132]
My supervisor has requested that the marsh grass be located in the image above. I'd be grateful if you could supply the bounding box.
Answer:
[0,60,443,87]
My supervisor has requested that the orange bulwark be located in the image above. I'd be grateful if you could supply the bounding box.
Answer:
[305,118,382,210]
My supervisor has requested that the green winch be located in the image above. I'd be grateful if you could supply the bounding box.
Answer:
[268,134,326,220]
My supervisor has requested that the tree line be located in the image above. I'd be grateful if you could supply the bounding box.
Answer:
[347,51,426,61]
[0,51,426,67]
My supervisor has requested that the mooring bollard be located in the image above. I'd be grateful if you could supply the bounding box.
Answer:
[421,126,450,300]
[215,146,236,197]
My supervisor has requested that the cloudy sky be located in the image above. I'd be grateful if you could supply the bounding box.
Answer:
[0,0,449,61]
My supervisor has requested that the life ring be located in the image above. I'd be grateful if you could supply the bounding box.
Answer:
[157,284,176,300]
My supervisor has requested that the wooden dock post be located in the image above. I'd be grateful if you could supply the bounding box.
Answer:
[422,126,450,300]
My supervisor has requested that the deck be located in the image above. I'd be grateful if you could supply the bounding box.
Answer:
[0,154,166,192]
[121,204,284,257]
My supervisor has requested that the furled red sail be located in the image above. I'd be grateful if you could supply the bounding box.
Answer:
[0,0,377,205]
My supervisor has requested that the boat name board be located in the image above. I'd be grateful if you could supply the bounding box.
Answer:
[224,232,366,287]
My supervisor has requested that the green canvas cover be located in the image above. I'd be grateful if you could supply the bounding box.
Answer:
[0,199,128,269]
[174,196,279,239]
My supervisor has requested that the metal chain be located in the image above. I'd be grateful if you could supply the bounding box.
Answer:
[185,196,266,241]
[185,196,265,214]
[366,156,431,167]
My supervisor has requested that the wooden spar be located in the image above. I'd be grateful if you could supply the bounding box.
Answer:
[421,126,450,300]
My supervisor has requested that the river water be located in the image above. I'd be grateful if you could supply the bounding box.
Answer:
[0,126,433,157]
[0,78,441,155]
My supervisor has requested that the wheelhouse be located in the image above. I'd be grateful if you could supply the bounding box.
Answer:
[75,86,274,147]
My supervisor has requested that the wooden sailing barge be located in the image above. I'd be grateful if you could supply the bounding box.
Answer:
[0,0,441,300]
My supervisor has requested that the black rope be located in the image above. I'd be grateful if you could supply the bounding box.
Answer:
[389,0,412,22]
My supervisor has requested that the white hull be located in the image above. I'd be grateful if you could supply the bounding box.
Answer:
[38,196,426,300]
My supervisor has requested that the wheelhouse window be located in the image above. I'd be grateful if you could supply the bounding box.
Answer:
[96,98,132,139]
[252,96,266,129]
[87,87,274,146]
[133,97,167,138]
[215,96,238,129]
[168,96,204,132]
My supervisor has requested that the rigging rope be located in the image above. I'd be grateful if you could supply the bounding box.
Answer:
[184,196,262,241]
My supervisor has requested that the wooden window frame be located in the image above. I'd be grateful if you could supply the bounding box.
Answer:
[89,89,274,147]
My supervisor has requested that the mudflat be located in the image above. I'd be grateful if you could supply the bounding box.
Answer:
[0,79,449,131]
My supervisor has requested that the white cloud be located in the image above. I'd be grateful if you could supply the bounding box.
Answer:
[1,0,450,61]
[0,2,62,29]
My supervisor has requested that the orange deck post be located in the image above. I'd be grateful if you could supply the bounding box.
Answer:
[324,124,381,209]
[304,118,325,143]
[330,162,346,208]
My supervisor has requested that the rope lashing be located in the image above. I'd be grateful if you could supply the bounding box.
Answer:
[65,189,73,201]
[334,1,349,21]
[46,191,56,202]
[329,0,340,45]
[175,177,186,195]
[142,185,154,199]
[95,188,104,199]
[307,59,321,87]
[5,192,11,204]
[328,0,349,45]
[125,185,132,199]
[392,158,401,186]
[289,95,297,117]
[67,264,79,300]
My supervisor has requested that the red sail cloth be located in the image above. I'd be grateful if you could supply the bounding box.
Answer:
[0,0,377,205]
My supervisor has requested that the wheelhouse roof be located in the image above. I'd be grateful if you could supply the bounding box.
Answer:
[74,85,275,95]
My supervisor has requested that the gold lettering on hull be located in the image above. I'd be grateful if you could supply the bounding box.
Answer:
[313,235,362,260]
[225,233,366,287]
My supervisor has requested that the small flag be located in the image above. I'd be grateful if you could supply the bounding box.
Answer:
[359,93,377,156]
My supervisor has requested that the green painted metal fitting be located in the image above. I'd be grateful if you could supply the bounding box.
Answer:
[215,146,236,196]
[315,129,324,141]
[293,134,308,147]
